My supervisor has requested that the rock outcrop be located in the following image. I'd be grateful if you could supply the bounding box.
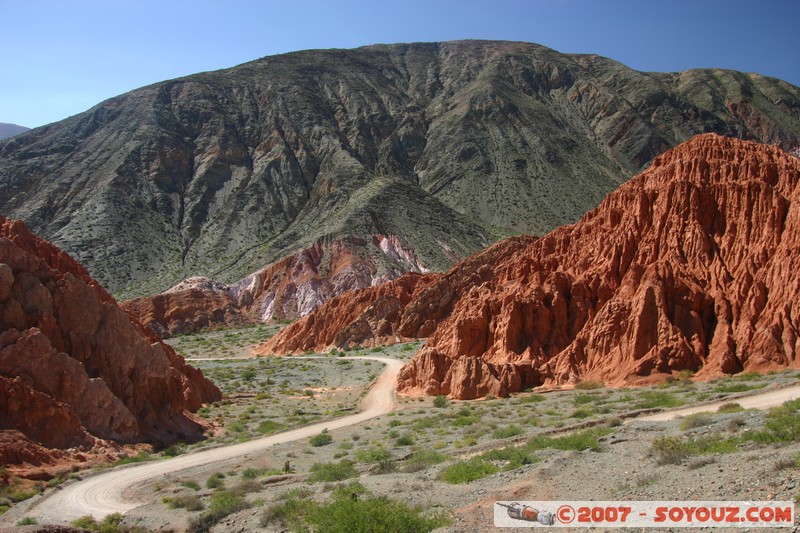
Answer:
[262,135,800,398]
[0,216,221,467]
[121,277,252,338]
[2,41,799,300]
[123,235,438,336]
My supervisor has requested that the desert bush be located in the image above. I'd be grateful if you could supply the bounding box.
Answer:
[714,383,766,393]
[241,467,261,480]
[520,394,546,403]
[679,412,713,430]
[181,480,201,491]
[574,380,604,390]
[650,436,690,465]
[727,416,747,431]
[188,491,250,533]
[395,434,415,447]
[262,483,449,532]
[432,395,449,408]
[308,461,358,483]
[403,449,448,468]
[310,430,333,447]
[492,425,523,439]
[356,445,391,464]
[205,472,225,490]
[634,391,684,409]
[163,494,204,511]
[717,402,744,413]
[439,458,499,484]
[306,491,450,532]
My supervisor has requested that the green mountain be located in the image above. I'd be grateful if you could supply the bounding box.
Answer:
[1,40,799,299]
[0,123,29,140]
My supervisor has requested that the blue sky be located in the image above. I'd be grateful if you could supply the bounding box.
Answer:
[2,0,799,128]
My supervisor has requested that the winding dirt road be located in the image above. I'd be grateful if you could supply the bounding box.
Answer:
[637,383,800,421]
[24,356,404,525]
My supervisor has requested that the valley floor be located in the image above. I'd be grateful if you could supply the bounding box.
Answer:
[6,326,800,532]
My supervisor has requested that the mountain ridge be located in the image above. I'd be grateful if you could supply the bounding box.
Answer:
[1,40,799,308]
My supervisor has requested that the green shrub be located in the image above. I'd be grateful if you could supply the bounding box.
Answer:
[573,393,601,405]
[17,517,37,526]
[679,412,713,430]
[395,434,415,446]
[307,492,450,532]
[70,513,126,532]
[181,480,201,491]
[452,415,480,427]
[492,425,523,439]
[310,430,333,447]
[206,472,225,490]
[714,382,766,393]
[308,461,358,483]
[163,494,204,511]
[650,436,690,465]
[481,444,540,470]
[113,451,151,466]
[257,420,285,435]
[634,391,684,409]
[527,428,607,452]
[188,491,250,533]
[744,398,800,443]
[574,380,604,390]
[520,394,546,403]
[439,458,499,484]
[241,468,261,480]
[261,493,314,529]
[432,395,449,408]
[262,484,449,532]
[356,446,392,464]
[650,433,738,465]
[717,402,744,413]
[403,449,448,467]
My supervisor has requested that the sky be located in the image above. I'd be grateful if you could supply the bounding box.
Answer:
[2,0,799,129]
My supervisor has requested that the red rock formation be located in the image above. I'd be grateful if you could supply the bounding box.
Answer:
[126,235,433,337]
[0,215,221,466]
[258,272,442,354]
[262,134,800,398]
[122,277,253,338]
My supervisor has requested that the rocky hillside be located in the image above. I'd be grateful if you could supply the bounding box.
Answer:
[0,215,221,469]
[261,135,800,398]
[2,41,799,302]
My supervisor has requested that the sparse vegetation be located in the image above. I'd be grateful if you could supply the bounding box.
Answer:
[310,430,334,447]
[260,481,449,532]
[308,461,358,483]
[432,395,449,408]
[679,412,713,430]
[439,458,499,484]
[187,490,250,533]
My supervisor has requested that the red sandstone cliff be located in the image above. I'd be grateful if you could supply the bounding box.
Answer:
[0,216,222,467]
[121,277,253,338]
[261,134,800,398]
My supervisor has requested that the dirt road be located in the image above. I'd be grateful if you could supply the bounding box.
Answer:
[24,356,404,525]
[637,383,800,421]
